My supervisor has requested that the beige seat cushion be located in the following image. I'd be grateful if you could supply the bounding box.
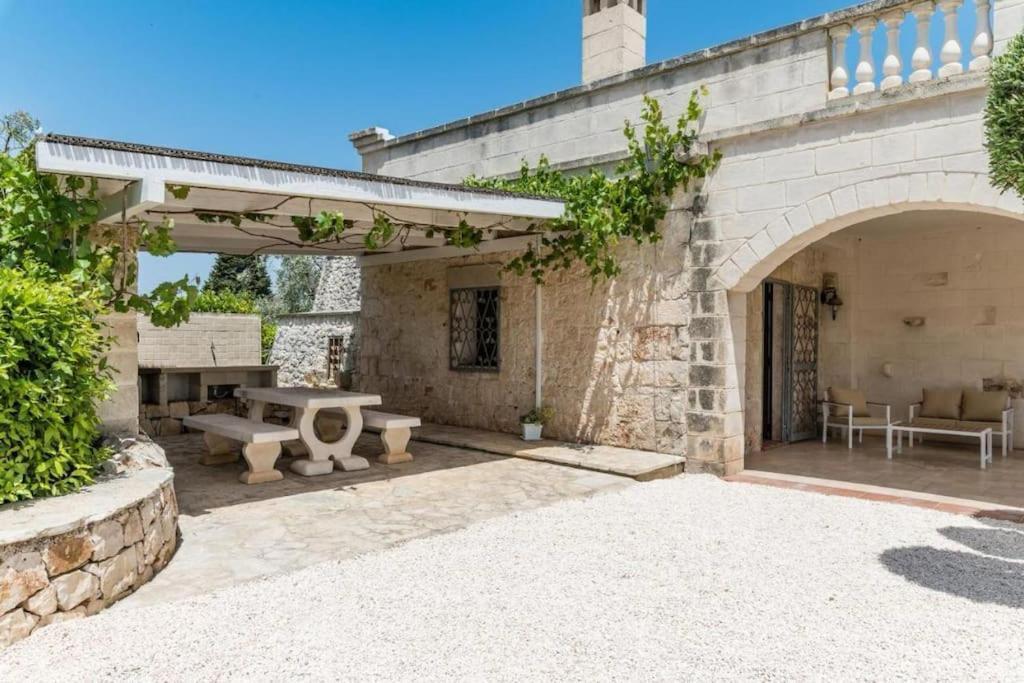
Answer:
[961,390,1007,422]
[909,417,959,430]
[956,420,1003,432]
[828,387,869,417]
[851,416,888,427]
[919,389,962,420]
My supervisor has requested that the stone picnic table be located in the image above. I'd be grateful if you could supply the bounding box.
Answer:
[235,387,382,476]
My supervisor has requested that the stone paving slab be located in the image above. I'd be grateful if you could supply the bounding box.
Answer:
[123,433,632,607]
[411,423,685,481]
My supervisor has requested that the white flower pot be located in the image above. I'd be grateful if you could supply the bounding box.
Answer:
[521,423,543,441]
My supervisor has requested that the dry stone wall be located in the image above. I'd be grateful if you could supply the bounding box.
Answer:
[270,312,360,387]
[313,256,361,312]
[0,470,178,649]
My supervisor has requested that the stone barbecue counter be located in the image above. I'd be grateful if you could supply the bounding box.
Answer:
[0,469,178,649]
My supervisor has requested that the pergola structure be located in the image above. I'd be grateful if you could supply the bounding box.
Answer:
[34,135,564,261]
[33,134,566,435]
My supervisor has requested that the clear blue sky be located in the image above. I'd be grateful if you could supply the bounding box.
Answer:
[0,0,977,292]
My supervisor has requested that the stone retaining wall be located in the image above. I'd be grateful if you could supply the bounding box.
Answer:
[0,469,177,649]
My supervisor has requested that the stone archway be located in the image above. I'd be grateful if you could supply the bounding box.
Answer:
[685,171,1024,475]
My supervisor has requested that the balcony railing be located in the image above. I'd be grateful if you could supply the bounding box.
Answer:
[828,0,992,99]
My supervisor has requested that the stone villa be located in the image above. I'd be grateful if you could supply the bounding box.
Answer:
[33,0,1024,477]
[345,0,1024,474]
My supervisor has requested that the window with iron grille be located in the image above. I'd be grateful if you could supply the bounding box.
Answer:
[450,287,500,371]
[326,336,345,381]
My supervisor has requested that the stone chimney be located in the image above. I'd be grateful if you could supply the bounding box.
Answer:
[582,0,647,84]
[348,127,394,172]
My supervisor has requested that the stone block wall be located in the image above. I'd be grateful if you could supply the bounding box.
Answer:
[137,313,261,368]
[357,205,690,453]
[360,27,826,180]
[270,312,360,387]
[0,472,178,649]
[99,313,139,437]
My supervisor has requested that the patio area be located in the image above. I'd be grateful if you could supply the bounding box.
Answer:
[125,432,632,607]
[746,436,1024,509]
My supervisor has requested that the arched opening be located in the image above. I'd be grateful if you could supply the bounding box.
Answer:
[737,207,1024,505]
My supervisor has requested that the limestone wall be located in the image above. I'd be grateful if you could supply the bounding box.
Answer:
[270,312,360,387]
[313,256,361,313]
[137,313,262,368]
[0,470,177,649]
[357,210,690,452]
[99,313,140,437]
[361,28,826,180]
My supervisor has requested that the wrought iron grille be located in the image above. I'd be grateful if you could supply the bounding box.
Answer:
[326,336,345,381]
[783,285,819,442]
[450,287,500,371]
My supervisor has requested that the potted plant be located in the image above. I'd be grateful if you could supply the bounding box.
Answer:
[520,405,554,441]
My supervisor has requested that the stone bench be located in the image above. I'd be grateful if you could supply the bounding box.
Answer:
[183,414,299,484]
[321,409,421,464]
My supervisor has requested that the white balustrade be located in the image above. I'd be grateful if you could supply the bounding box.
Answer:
[829,24,852,99]
[971,0,993,71]
[853,17,878,95]
[910,2,935,83]
[826,0,992,100]
[881,10,905,90]
[938,0,964,78]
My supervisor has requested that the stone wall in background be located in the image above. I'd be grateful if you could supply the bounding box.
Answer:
[138,313,261,368]
[269,312,360,387]
[0,470,178,649]
[313,256,361,312]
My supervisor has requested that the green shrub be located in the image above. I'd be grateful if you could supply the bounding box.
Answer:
[260,321,278,363]
[0,268,114,503]
[985,32,1024,199]
[191,289,259,314]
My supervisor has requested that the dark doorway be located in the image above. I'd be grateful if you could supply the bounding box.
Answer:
[761,281,819,444]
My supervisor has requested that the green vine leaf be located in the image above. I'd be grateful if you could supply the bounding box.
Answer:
[465,90,718,283]
[167,184,191,200]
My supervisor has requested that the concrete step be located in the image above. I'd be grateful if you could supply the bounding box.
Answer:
[411,423,684,481]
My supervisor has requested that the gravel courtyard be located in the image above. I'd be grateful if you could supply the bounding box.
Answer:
[2,475,1022,680]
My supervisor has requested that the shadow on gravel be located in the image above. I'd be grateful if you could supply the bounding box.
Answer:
[939,525,1024,561]
[881,525,1024,608]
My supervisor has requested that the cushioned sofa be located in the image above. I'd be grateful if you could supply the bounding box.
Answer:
[909,388,1015,457]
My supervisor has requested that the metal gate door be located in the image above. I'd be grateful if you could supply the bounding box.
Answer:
[782,284,819,442]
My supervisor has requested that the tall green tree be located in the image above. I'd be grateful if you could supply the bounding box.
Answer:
[2,111,40,155]
[986,32,1024,200]
[204,254,272,299]
[274,255,322,313]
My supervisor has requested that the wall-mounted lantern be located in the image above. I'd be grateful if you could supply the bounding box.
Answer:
[820,272,843,320]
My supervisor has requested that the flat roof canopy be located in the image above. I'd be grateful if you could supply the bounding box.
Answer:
[34,135,564,259]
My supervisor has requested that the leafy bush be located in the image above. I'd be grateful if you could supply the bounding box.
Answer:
[985,32,1024,199]
[260,322,278,363]
[191,288,259,314]
[0,268,114,502]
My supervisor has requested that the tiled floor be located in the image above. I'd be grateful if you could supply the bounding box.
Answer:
[124,433,632,608]
[745,436,1024,508]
